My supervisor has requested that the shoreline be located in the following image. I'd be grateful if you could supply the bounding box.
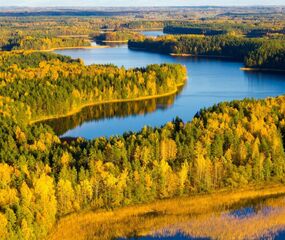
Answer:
[128,48,284,74]
[49,183,285,240]
[169,54,285,73]
[102,28,163,32]
[128,47,236,60]
[101,40,128,43]
[37,45,110,52]
[170,53,235,59]
[133,28,163,31]
[30,82,185,125]
[241,67,285,73]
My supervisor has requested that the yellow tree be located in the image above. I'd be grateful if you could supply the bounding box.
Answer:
[0,213,8,239]
[160,138,177,161]
[178,161,189,195]
[33,174,57,238]
[57,179,75,216]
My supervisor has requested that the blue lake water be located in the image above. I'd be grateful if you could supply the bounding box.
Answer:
[49,31,285,139]
[140,30,165,37]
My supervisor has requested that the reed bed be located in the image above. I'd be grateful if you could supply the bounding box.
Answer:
[49,184,285,240]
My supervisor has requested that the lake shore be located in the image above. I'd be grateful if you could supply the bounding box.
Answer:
[48,183,285,240]
[30,82,185,125]
[170,53,235,59]
[37,45,109,52]
[102,28,163,32]
[241,67,285,73]
[170,54,285,73]
[101,40,129,43]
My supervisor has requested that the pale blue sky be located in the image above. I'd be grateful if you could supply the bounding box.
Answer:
[1,0,285,7]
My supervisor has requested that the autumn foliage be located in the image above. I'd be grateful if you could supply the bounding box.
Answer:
[1,70,285,238]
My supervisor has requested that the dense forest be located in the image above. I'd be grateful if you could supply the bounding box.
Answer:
[1,80,285,238]
[1,7,285,240]
[129,35,285,70]
[95,30,143,42]
[0,33,91,51]
[164,26,227,36]
[0,51,186,122]
[11,37,91,51]
[163,24,285,38]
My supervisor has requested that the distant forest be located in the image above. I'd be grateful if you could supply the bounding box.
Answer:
[129,35,285,70]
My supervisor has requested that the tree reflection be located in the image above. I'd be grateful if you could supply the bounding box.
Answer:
[40,92,179,136]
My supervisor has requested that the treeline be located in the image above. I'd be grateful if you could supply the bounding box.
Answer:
[129,35,285,70]
[245,41,285,69]
[121,20,164,30]
[10,36,91,51]
[1,89,285,239]
[0,17,164,51]
[164,26,227,36]
[95,31,143,42]
[0,51,186,122]
[1,15,284,51]
[163,23,285,38]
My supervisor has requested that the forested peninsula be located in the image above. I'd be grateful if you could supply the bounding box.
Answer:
[0,51,186,123]
[129,35,285,71]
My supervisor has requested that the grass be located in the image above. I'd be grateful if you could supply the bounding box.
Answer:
[48,184,285,240]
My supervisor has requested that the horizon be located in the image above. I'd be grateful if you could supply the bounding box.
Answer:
[1,0,285,8]
[1,5,285,8]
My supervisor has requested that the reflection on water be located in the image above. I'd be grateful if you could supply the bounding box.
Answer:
[123,234,209,240]
[40,92,178,137]
[140,31,165,37]
[117,196,285,240]
[48,31,285,139]
[229,206,259,219]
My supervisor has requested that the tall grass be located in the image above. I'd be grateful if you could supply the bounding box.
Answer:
[49,184,285,240]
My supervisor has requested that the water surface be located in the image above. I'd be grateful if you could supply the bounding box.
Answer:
[140,30,165,37]
[116,196,285,240]
[49,31,285,139]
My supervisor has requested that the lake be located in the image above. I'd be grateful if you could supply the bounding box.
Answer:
[47,31,285,139]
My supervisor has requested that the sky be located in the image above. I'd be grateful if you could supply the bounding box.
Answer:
[1,0,285,7]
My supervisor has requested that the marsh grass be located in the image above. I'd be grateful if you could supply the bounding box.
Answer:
[49,184,285,240]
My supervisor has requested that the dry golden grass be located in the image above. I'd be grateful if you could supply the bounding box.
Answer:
[48,184,285,240]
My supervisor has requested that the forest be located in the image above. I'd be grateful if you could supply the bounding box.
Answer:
[0,17,162,51]
[1,75,285,238]
[163,24,285,38]
[95,30,143,42]
[129,35,285,70]
[0,51,186,122]
[11,37,91,51]
[0,7,284,51]
[0,6,285,240]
